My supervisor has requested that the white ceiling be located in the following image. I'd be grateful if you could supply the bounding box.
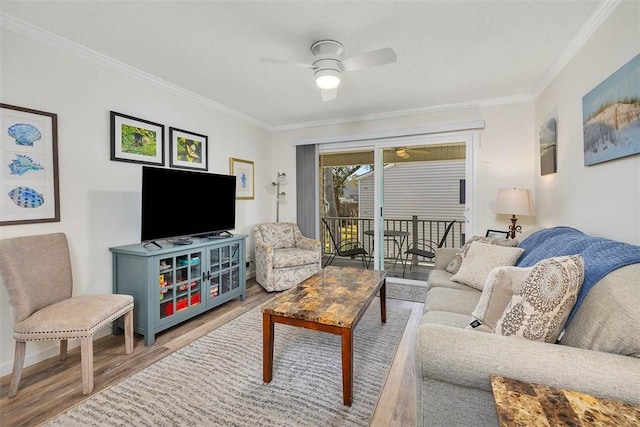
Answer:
[1,0,604,130]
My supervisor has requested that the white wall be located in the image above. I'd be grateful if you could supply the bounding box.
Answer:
[0,29,273,374]
[534,1,640,245]
[272,102,537,235]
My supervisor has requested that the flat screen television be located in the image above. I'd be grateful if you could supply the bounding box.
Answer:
[141,166,236,243]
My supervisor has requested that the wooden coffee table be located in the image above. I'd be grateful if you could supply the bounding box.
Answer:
[261,266,387,406]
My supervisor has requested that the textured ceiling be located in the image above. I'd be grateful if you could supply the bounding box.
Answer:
[0,1,603,129]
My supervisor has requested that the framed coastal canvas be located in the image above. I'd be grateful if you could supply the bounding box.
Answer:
[1,103,60,225]
[582,53,640,166]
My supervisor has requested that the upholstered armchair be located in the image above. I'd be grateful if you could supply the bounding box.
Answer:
[254,222,321,292]
[0,233,134,397]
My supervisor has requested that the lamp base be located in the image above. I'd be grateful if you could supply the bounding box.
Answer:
[508,215,522,239]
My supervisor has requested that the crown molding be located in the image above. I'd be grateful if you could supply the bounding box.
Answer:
[272,94,532,132]
[0,12,274,131]
[532,0,620,97]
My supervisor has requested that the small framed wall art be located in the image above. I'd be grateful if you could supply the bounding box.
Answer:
[110,111,165,166]
[485,229,509,239]
[1,103,60,225]
[169,127,208,171]
[230,157,254,200]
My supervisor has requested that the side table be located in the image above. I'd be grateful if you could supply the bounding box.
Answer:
[490,375,640,426]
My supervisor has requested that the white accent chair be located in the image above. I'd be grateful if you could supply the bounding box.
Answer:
[0,233,134,397]
[254,223,321,292]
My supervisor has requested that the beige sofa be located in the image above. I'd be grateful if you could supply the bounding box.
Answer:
[415,229,640,426]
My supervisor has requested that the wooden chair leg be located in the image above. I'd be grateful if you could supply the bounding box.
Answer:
[8,341,26,398]
[124,310,134,354]
[60,339,68,361]
[80,337,94,395]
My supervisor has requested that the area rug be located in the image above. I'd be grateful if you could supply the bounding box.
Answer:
[385,278,429,303]
[44,304,411,427]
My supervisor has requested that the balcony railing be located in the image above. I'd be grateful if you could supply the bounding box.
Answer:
[322,216,465,262]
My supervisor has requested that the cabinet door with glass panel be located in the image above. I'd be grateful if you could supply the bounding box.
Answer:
[158,250,204,321]
[206,241,242,302]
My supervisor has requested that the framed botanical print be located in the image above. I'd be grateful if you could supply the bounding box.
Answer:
[169,127,208,171]
[230,157,254,200]
[110,111,164,165]
[1,103,60,225]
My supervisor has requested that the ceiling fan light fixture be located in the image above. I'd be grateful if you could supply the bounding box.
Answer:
[315,68,340,89]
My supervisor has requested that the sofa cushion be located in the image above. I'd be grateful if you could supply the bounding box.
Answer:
[446,236,519,274]
[273,248,318,268]
[424,287,481,315]
[427,269,476,292]
[467,266,532,332]
[450,242,525,290]
[560,264,640,356]
[495,255,585,343]
[420,310,471,328]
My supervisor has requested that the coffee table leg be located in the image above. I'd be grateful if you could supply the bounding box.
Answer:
[263,312,274,383]
[380,279,387,323]
[341,327,353,406]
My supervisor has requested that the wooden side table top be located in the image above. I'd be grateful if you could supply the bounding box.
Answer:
[490,375,640,426]
[260,266,387,328]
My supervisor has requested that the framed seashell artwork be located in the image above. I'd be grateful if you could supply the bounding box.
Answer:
[1,103,60,225]
[110,111,165,166]
[169,127,208,171]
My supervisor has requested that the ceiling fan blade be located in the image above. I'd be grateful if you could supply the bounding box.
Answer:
[321,88,337,102]
[259,57,315,69]
[341,47,397,71]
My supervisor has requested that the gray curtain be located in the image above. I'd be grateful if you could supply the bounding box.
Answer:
[296,144,317,239]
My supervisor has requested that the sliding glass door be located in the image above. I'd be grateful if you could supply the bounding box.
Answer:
[318,137,471,280]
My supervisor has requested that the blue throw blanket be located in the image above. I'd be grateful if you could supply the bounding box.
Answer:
[516,226,640,326]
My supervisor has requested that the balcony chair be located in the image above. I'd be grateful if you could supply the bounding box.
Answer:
[322,218,369,269]
[0,233,134,397]
[254,222,322,292]
[402,220,455,277]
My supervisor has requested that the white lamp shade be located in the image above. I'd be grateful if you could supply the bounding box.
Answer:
[494,188,535,216]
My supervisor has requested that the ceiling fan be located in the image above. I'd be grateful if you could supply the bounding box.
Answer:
[259,39,397,102]
[394,147,430,159]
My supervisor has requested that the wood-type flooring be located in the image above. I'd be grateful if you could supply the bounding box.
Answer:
[0,279,422,427]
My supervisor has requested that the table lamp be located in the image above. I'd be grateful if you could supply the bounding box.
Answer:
[493,188,535,239]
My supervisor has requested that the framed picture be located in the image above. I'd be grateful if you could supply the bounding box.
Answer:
[169,127,208,171]
[1,103,60,225]
[582,53,640,166]
[485,229,509,238]
[230,157,254,200]
[110,111,164,165]
[539,117,557,175]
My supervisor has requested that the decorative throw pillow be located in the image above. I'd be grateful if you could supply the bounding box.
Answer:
[466,266,533,332]
[450,242,525,290]
[445,236,518,274]
[494,255,585,343]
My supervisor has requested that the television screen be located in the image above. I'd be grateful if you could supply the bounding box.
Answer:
[141,166,236,242]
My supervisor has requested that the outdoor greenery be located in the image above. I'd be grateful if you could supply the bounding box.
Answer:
[323,165,372,218]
